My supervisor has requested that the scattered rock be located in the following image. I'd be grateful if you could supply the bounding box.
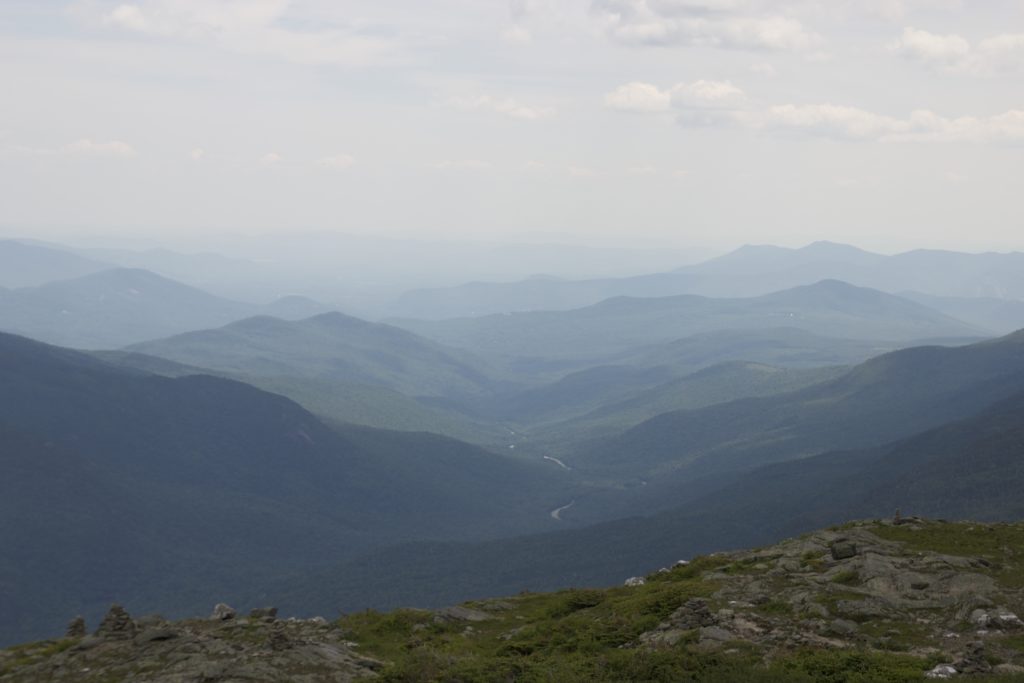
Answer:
[433,606,493,623]
[308,616,329,626]
[925,663,958,679]
[969,607,1023,630]
[249,606,278,620]
[266,622,290,651]
[210,603,237,621]
[65,616,86,639]
[698,626,734,644]
[827,619,859,637]
[133,628,177,644]
[624,576,646,587]
[671,598,716,630]
[830,541,858,561]
[72,636,102,651]
[954,640,991,675]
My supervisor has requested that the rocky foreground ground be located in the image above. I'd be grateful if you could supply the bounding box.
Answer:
[3,518,1024,681]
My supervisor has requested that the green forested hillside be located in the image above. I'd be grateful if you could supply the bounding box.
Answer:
[577,330,1024,484]
[128,312,503,397]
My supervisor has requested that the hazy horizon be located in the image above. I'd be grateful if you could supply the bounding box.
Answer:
[2,1,1024,254]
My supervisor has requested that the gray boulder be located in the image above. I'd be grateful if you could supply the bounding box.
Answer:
[210,603,237,621]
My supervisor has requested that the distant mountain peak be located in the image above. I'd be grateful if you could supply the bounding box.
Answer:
[801,240,874,256]
[304,310,369,328]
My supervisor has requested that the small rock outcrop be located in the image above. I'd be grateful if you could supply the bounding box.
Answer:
[2,606,381,682]
[432,606,493,624]
[249,606,278,620]
[210,603,236,621]
[829,539,857,560]
[954,640,992,674]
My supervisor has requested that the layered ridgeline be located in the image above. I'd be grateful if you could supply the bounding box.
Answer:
[0,267,330,349]
[118,315,886,448]
[390,280,985,368]
[0,239,113,288]
[388,241,1024,319]
[5,519,1024,682]
[263,330,1024,615]
[120,312,510,443]
[0,332,572,646]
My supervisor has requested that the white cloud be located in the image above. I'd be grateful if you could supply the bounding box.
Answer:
[502,25,532,44]
[260,152,283,165]
[750,61,776,77]
[102,0,401,67]
[592,0,822,52]
[605,79,744,114]
[891,26,969,65]
[568,165,597,177]
[750,103,907,139]
[190,147,205,161]
[672,79,744,104]
[626,165,657,175]
[317,154,355,169]
[604,82,672,112]
[448,94,554,120]
[891,27,1024,75]
[975,33,1024,73]
[64,139,137,158]
[737,103,1024,143]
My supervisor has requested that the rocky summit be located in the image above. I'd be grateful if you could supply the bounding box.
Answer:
[4,518,1024,682]
[0,606,383,683]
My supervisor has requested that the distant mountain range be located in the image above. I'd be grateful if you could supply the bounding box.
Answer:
[388,241,1024,319]
[0,267,329,349]
[391,280,986,367]
[0,332,570,645]
[0,239,112,288]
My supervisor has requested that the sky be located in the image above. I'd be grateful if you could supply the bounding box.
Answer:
[1,0,1023,253]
